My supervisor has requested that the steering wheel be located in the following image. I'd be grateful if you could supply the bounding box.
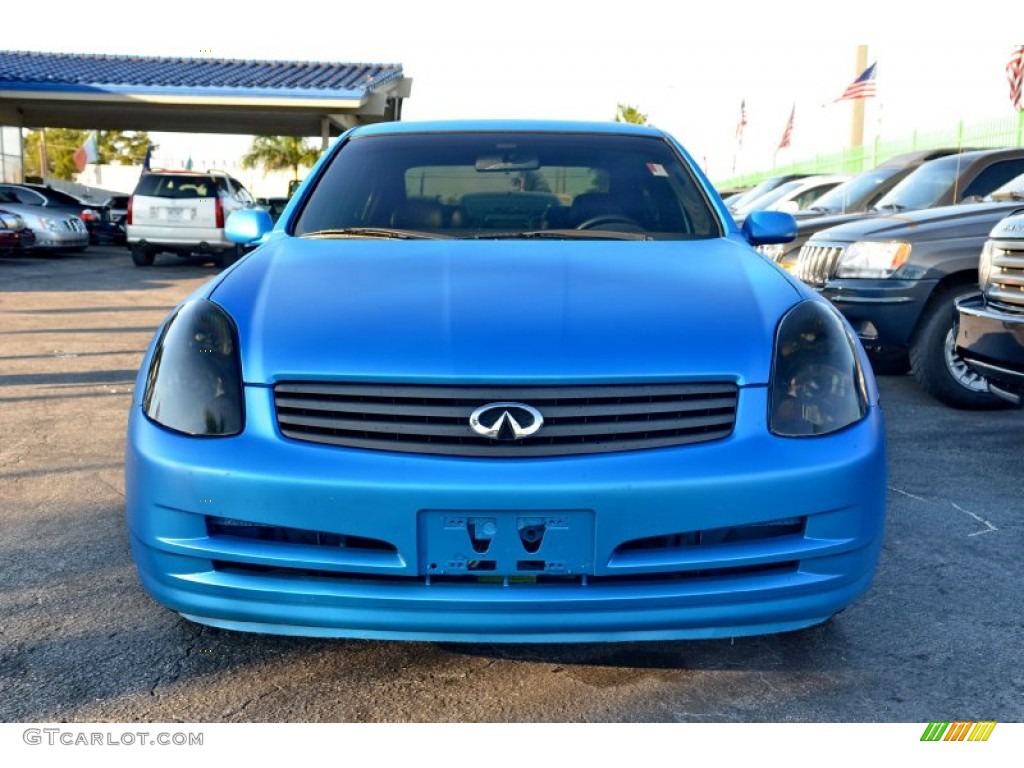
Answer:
[575,214,644,231]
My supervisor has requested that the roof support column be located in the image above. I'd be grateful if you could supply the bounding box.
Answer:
[321,117,330,152]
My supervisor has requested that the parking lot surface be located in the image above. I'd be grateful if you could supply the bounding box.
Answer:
[1,246,1022,722]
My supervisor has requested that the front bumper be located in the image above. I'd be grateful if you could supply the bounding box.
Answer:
[126,385,887,642]
[819,278,936,349]
[30,228,89,250]
[956,293,1024,405]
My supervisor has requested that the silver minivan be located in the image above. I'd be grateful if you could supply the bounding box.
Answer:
[126,170,255,266]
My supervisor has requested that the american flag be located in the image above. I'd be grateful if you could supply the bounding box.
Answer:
[735,99,748,147]
[777,105,794,150]
[836,62,878,101]
[1008,46,1024,111]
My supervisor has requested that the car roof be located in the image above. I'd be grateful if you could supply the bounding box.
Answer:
[346,119,667,139]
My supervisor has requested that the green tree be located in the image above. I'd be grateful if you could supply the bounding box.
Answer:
[97,131,153,165]
[241,136,321,181]
[614,104,649,125]
[23,129,155,180]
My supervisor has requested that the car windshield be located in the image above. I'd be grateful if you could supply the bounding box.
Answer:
[733,179,805,214]
[134,175,220,199]
[292,132,720,240]
[871,155,964,211]
[810,167,900,213]
[986,172,1024,201]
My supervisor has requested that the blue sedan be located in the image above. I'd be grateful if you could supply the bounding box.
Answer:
[126,120,886,642]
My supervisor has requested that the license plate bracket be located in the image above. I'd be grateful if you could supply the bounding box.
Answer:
[419,510,595,576]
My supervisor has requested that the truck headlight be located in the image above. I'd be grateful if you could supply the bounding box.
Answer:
[977,240,995,290]
[143,299,244,436]
[770,301,869,437]
[836,241,911,279]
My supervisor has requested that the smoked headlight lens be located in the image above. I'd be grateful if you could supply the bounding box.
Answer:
[770,301,869,437]
[143,299,243,436]
[836,240,911,279]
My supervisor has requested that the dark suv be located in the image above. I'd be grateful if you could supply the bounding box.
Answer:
[794,157,1024,409]
[956,210,1024,405]
[760,148,1002,272]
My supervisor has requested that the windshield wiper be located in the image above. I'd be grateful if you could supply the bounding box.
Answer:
[471,229,652,241]
[301,227,451,240]
[871,203,907,213]
[988,191,1024,201]
[806,205,834,213]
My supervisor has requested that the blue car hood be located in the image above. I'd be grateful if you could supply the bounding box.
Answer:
[210,238,801,386]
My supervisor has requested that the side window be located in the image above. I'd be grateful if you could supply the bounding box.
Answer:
[2,186,44,205]
[960,160,1024,200]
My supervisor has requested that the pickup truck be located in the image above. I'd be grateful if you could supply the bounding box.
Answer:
[955,210,1024,405]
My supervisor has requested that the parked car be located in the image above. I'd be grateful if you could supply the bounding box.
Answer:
[0,191,89,252]
[0,209,36,254]
[733,175,849,222]
[793,171,1024,409]
[760,148,1024,273]
[126,119,886,643]
[126,170,256,266]
[0,182,119,245]
[725,173,811,213]
[256,196,289,224]
[103,194,130,244]
[955,210,1024,405]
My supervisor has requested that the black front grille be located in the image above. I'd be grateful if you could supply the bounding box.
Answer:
[986,240,1024,311]
[795,243,845,287]
[274,382,739,457]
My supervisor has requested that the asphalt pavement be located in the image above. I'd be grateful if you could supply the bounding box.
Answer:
[1,246,1022,722]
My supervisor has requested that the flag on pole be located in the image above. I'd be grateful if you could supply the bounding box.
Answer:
[1008,46,1024,111]
[72,131,100,173]
[735,99,748,147]
[835,62,878,101]
[777,105,795,150]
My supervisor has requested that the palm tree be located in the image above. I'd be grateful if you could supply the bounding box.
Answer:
[614,104,649,125]
[241,136,321,180]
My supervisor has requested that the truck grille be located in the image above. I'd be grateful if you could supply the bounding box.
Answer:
[795,243,845,287]
[275,382,739,457]
[985,239,1024,312]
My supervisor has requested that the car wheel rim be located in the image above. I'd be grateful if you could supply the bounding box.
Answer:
[943,328,988,392]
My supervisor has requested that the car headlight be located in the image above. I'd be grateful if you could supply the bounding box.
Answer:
[836,240,911,279]
[0,212,24,231]
[770,301,869,437]
[143,299,244,436]
[977,240,995,290]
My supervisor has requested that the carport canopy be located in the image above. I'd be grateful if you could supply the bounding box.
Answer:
[0,50,412,145]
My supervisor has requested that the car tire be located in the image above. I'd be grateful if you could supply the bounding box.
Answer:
[131,245,155,267]
[909,286,1008,409]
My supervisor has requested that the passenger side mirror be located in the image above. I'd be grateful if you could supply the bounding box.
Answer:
[742,210,797,246]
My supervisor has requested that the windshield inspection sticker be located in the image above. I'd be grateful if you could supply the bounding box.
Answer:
[646,163,669,177]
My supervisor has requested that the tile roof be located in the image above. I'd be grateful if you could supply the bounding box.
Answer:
[0,51,403,97]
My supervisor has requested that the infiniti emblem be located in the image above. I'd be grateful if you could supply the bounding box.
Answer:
[469,402,544,441]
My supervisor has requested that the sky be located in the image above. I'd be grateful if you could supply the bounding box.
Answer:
[11,2,1024,183]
